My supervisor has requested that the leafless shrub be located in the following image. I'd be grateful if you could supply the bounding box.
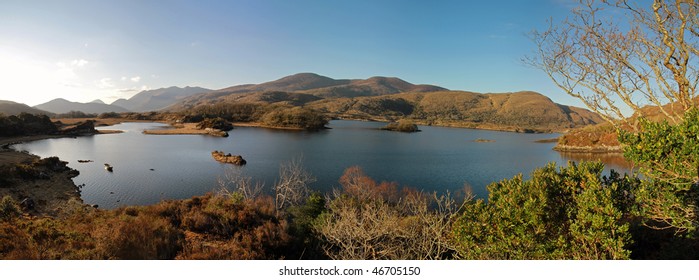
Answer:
[217,167,264,200]
[314,166,468,260]
[274,157,315,210]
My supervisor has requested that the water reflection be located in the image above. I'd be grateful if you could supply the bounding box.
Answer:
[558,151,635,174]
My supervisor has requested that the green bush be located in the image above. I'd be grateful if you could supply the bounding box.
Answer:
[452,161,634,259]
[619,108,699,235]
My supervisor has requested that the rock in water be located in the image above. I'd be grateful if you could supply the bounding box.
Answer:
[211,150,246,165]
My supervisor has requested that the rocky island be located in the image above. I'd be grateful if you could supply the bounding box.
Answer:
[380,121,420,132]
[211,150,246,165]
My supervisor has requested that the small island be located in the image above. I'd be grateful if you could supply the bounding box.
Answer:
[381,121,420,133]
[211,150,247,165]
[474,138,496,143]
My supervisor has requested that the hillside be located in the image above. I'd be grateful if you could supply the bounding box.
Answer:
[307,91,603,132]
[165,73,602,132]
[0,100,52,116]
[35,98,130,114]
[112,86,212,112]
[168,73,446,110]
[552,99,694,153]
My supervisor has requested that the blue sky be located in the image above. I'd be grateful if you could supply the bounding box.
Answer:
[0,0,580,106]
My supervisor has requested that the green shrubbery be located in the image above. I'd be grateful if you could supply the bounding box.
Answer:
[619,109,699,235]
[452,162,635,259]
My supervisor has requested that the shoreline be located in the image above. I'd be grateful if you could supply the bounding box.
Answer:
[552,144,623,154]
[332,116,572,134]
[0,134,99,217]
[142,121,308,136]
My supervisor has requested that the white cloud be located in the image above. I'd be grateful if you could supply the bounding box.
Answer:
[97,78,114,88]
[71,59,89,67]
[130,76,141,82]
[121,76,127,81]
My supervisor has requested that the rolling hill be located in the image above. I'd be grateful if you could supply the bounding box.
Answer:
[306,90,603,132]
[112,86,212,112]
[34,98,130,114]
[0,100,52,116]
[168,73,447,110]
[165,73,602,132]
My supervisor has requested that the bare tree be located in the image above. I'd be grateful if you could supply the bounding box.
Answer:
[217,167,263,200]
[526,0,699,128]
[274,157,315,210]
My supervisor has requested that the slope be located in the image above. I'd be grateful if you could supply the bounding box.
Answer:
[112,86,212,112]
[0,100,52,116]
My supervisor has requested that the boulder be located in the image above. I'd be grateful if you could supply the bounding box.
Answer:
[211,151,246,165]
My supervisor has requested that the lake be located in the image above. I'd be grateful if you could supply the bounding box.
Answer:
[12,120,632,209]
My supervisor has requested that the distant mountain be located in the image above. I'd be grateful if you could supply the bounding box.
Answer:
[112,86,212,112]
[90,99,105,104]
[169,73,446,110]
[0,100,52,116]
[34,98,130,114]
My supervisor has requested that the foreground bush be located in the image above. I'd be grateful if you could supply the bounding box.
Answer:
[314,166,460,260]
[452,162,636,259]
[619,109,699,235]
[0,193,296,260]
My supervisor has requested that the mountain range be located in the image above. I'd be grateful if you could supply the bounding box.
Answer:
[167,73,602,132]
[112,86,212,112]
[169,73,446,110]
[1,73,603,132]
[34,98,130,115]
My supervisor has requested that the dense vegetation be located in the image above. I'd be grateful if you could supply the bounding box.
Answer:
[184,103,328,130]
[454,162,635,259]
[196,117,234,131]
[0,113,57,137]
[380,121,419,132]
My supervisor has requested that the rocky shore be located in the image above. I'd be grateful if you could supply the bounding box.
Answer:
[0,149,87,217]
[0,120,113,217]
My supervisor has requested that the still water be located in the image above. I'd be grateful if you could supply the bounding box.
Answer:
[12,120,631,209]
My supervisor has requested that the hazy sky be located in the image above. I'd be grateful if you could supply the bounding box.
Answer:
[0,0,580,106]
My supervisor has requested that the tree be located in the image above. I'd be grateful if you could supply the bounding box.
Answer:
[527,0,699,128]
